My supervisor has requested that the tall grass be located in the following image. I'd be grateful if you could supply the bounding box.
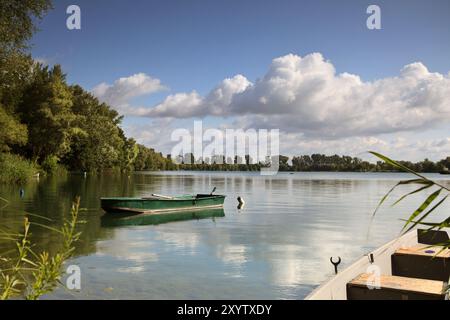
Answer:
[0,153,38,184]
[0,197,83,300]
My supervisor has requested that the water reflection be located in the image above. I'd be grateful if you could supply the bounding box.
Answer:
[101,208,225,227]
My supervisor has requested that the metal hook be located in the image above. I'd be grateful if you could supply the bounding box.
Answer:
[368,253,374,264]
[330,256,341,274]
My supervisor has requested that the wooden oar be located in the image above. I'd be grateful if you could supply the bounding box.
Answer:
[151,193,175,200]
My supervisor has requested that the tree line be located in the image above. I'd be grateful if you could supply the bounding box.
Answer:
[174,153,450,173]
[288,154,450,173]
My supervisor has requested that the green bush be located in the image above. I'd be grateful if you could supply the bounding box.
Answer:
[0,153,38,184]
[40,155,69,176]
[41,155,59,173]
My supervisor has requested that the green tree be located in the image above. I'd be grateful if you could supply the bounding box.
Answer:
[0,0,52,113]
[120,137,139,171]
[0,105,28,152]
[61,85,124,171]
[19,65,77,162]
[0,0,52,51]
[0,0,50,154]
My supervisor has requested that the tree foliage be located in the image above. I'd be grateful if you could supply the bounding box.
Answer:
[134,145,175,171]
[0,0,52,51]
[1,55,173,176]
[19,65,76,161]
[0,105,28,152]
[61,85,124,171]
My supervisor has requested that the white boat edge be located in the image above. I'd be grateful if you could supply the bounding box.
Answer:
[305,230,419,300]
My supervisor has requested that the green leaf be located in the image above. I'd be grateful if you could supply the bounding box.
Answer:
[402,188,442,231]
[369,151,431,180]
[370,151,450,192]
[372,178,431,216]
[21,258,38,267]
[404,195,448,234]
[391,183,433,206]
[23,212,53,222]
[29,222,63,234]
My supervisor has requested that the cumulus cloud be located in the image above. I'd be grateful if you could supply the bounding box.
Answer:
[142,75,252,118]
[123,118,177,153]
[135,53,450,138]
[91,53,450,160]
[92,73,166,113]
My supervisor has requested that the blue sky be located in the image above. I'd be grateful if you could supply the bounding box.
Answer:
[31,0,450,161]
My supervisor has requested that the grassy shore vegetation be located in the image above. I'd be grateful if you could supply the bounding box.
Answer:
[0,154,38,184]
[0,197,83,300]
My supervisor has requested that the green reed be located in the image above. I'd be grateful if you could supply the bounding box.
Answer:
[0,197,83,300]
[371,152,450,250]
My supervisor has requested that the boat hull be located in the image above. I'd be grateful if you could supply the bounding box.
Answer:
[306,231,418,300]
[305,229,450,300]
[100,194,226,214]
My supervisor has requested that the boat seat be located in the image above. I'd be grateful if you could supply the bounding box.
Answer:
[347,273,447,300]
[391,245,450,281]
[418,229,450,245]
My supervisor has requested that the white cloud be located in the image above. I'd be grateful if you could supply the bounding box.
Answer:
[92,73,166,114]
[123,118,178,153]
[409,137,450,159]
[141,75,251,118]
[126,118,450,161]
[277,134,450,162]
[144,91,203,118]
[134,53,450,138]
[92,53,450,161]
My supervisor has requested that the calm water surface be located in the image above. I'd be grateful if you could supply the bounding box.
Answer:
[0,171,449,299]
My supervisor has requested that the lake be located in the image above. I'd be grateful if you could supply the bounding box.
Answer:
[0,171,449,299]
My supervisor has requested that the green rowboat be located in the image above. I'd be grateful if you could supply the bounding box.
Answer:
[100,193,226,214]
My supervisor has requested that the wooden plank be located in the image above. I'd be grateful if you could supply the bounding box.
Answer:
[392,245,450,281]
[348,273,446,296]
[395,245,450,258]
[418,229,450,245]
